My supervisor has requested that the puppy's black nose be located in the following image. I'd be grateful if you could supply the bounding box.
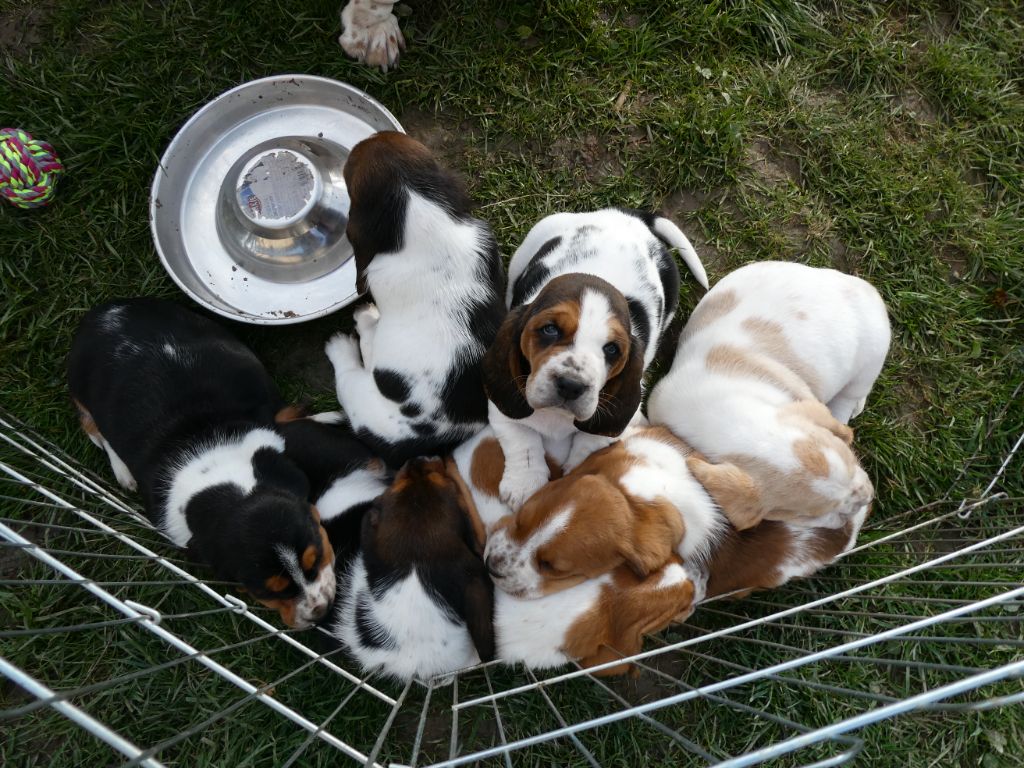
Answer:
[555,376,586,401]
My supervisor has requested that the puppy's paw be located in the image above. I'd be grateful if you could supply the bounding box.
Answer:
[325,332,362,372]
[339,2,405,72]
[499,466,550,511]
[353,302,380,333]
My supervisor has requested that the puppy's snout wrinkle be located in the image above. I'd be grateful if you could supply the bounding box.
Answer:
[555,376,586,401]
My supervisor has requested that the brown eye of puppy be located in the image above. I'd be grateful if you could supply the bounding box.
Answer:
[537,557,555,573]
[602,342,620,361]
[539,323,560,339]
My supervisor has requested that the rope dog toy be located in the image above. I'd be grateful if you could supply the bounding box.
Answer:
[0,128,65,209]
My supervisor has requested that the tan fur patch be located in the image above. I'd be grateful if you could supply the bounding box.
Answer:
[259,597,298,627]
[782,400,855,446]
[687,456,764,530]
[717,453,841,524]
[470,438,505,498]
[319,525,334,569]
[265,574,290,593]
[564,559,695,676]
[521,301,582,378]
[301,545,317,571]
[681,288,739,343]
[73,399,101,440]
[705,344,814,401]
[273,404,307,424]
[741,317,823,399]
[794,438,830,478]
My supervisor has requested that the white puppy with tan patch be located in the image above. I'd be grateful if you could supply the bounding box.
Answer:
[647,260,890,531]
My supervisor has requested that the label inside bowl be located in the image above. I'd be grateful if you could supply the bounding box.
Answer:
[237,150,315,224]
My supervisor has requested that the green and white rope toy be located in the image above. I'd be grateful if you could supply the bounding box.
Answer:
[0,128,65,209]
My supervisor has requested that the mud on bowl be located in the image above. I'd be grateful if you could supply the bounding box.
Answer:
[150,75,403,325]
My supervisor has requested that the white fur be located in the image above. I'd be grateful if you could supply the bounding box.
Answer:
[326,192,496,451]
[315,466,389,522]
[94,433,136,491]
[162,428,284,547]
[648,261,890,524]
[495,575,608,669]
[486,507,573,598]
[338,0,404,72]
[617,434,726,567]
[332,559,480,681]
[492,208,706,508]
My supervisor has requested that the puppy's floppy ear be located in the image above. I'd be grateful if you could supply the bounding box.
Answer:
[482,305,533,420]
[575,566,696,677]
[616,498,681,578]
[462,567,496,662]
[252,449,310,500]
[575,335,645,437]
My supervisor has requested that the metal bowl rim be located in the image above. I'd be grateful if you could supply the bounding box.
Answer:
[149,74,403,325]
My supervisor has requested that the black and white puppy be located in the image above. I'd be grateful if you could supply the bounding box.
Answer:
[324,456,495,681]
[325,131,506,468]
[67,298,335,628]
[482,208,708,509]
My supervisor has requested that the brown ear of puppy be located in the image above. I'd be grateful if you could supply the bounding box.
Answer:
[482,305,534,420]
[574,335,646,437]
[572,566,696,677]
[616,498,683,577]
[686,456,765,531]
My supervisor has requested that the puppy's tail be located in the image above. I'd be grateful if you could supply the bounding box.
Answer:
[652,217,709,290]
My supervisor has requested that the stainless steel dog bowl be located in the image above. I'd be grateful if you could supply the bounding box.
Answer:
[150,75,403,324]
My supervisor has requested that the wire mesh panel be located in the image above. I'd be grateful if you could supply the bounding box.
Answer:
[1,407,1021,767]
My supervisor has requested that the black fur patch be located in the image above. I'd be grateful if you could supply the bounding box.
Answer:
[412,421,436,436]
[355,593,396,649]
[510,236,562,306]
[655,243,681,325]
[373,369,412,403]
[399,402,422,418]
[626,297,652,348]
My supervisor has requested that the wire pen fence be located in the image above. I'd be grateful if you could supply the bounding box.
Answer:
[1,404,1022,767]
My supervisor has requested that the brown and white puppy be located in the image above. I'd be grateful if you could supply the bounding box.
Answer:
[647,261,890,531]
[483,208,708,510]
[337,427,698,678]
[484,426,869,601]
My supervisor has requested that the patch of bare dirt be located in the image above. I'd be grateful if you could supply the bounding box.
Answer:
[892,89,939,125]
[938,244,968,283]
[0,1,55,55]
[745,139,803,188]
[399,108,474,172]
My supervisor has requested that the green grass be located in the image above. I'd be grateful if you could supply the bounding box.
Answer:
[1,0,1022,766]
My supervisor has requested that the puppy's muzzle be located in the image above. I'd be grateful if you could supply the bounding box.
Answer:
[555,376,587,402]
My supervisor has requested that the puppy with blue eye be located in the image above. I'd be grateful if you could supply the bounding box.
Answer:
[482,208,708,509]
[68,298,335,629]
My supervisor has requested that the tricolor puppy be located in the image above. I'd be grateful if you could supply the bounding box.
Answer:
[325,131,505,469]
[276,411,392,544]
[322,456,495,681]
[483,208,708,509]
[67,299,335,628]
[647,260,890,530]
[484,426,869,603]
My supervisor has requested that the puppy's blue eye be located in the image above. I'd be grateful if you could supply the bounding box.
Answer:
[603,342,620,360]
[539,323,560,338]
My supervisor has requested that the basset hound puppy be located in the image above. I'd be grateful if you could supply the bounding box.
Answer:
[325,131,506,469]
[483,425,870,604]
[482,208,708,510]
[647,260,890,531]
[68,299,335,629]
